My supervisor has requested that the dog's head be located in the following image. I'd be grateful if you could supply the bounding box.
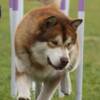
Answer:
[29,7,82,70]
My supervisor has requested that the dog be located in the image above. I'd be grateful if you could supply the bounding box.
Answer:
[15,4,82,100]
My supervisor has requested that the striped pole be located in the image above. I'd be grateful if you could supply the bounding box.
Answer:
[76,0,85,100]
[60,0,70,15]
[59,0,70,97]
[9,0,24,97]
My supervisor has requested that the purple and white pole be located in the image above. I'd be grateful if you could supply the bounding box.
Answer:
[59,0,70,97]
[9,0,24,97]
[76,0,85,100]
[61,0,70,15]
[59,0,85,99]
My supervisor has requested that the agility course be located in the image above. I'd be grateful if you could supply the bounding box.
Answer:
[9,0,84,100]
[0,1,100,100]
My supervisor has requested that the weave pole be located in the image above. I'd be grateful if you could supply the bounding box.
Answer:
[59,0,85,99]
[9,0,24,97]
[61,0,70,15]
[76,0,85,100]
[59,0,70,97]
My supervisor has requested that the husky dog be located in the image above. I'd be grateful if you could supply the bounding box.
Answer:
[15,5,82,100]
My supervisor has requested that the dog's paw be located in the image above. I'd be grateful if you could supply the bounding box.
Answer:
[63,91,71,96]
[61,88,72,96]
[18,97,30,100]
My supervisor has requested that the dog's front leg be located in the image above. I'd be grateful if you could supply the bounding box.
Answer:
[16,73,32,100]
[37,76,61,100]
[61,71,72,95]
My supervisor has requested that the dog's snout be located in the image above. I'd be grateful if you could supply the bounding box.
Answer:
[60,57,68,66]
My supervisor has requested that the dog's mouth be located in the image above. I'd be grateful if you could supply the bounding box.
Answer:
[47,57,65,70]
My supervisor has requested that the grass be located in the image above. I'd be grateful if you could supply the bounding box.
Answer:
[0,0,100,100]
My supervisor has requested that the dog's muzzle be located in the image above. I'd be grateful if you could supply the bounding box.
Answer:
[47,57,68,70]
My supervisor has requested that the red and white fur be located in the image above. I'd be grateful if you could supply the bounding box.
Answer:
[15,3,82,100]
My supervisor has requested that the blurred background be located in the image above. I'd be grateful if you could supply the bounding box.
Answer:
[0,0,100,100]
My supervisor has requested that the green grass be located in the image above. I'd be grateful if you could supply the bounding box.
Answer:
[0,0,100,100]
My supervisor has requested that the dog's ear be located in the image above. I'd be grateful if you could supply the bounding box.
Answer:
[43,16,57,28]
[71,19,83,30]
[37,16,57,42]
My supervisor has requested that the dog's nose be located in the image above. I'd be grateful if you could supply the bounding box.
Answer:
[60,57,68,66]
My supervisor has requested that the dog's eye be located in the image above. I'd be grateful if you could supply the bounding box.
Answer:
[48,40,58,47]
[65,42,72,48]
[51,41,58,45]
[68,43,71,47]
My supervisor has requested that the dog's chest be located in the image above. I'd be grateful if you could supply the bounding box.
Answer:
[31,66,56,80]
[15,55,56,80]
